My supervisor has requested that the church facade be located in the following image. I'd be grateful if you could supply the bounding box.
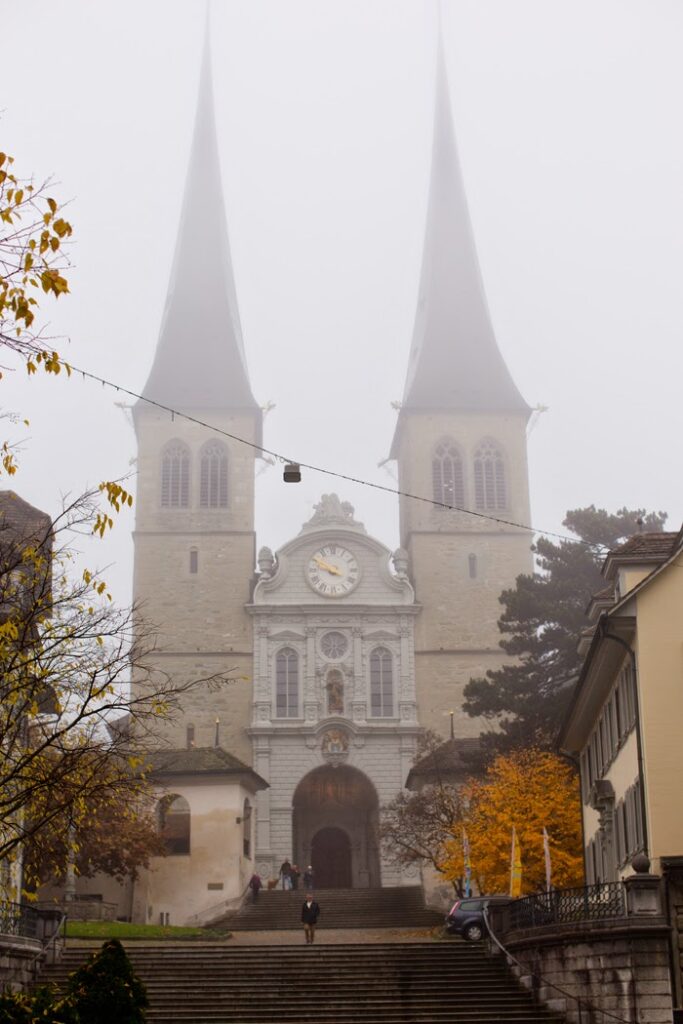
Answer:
[125,26,533,923]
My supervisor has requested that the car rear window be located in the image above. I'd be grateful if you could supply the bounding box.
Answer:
[459,899,483,910]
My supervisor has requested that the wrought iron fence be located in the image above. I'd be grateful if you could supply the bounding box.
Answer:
[509,881,626,930]
[0,900,40,939]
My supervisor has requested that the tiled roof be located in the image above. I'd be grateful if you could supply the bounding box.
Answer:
[406,737,482,785]
[609,532,678,561]
[0,491,51,544]
[147,746,261,779]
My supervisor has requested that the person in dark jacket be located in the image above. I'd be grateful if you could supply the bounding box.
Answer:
[279,858,292,890]
[303,865,314,890]
[301,893,321,944]
[248,873,262,902]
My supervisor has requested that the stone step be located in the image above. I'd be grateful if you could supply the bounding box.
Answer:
[39,939,565,1024]
[221,885,443,930]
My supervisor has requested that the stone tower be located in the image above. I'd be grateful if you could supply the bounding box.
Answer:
[133,32,261,762]
[390,34,532,738]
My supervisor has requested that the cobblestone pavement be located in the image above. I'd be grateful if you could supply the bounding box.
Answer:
[226,927,441,945]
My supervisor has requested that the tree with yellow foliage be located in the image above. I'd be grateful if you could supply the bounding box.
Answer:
[442,749,584,895]
[0,490,235,895]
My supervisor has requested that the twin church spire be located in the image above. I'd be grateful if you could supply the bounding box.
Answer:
[141,28,258,414]
[142,22,526,422]
[400,33,528,415]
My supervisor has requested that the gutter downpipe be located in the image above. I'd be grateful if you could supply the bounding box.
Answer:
[557,748,588,880]
[597,613,649,860]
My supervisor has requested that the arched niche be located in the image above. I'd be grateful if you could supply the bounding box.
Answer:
[292,765,380,889]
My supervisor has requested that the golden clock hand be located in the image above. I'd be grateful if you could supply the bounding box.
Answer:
[313,556,343,576]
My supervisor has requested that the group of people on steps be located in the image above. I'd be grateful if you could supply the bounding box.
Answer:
[247,860,321,943]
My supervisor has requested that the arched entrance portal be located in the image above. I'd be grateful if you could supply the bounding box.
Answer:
[293,766,380,888]
[311,827,351,888]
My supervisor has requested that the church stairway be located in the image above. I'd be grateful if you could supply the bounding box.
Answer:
[40,940,565,1023]
[217,885,443,930]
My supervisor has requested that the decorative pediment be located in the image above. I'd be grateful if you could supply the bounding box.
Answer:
[270,629,306,641]
[363,629,399,641]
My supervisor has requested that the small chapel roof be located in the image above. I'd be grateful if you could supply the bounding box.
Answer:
[147,746,268,790]
[393,30,528,443]
[140,27,260,416]
[405,736,482,789]
[0,490,52,545]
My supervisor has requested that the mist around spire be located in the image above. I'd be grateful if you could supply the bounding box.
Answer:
[400,23,528,415]
[141,21,259,413]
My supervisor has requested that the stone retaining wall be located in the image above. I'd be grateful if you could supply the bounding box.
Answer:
[0,934,43,993]
[496,919,673,1024]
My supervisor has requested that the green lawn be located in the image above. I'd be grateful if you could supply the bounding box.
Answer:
[64,920,228,941]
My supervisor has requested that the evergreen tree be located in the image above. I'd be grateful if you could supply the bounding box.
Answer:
[66,938,148,1024]
[462,506,667,754]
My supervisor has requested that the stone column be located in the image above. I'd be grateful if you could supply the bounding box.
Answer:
[351,626,365,723]
[304,627,318,722]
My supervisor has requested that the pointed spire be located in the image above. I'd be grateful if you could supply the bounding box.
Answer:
[141,19,259,413]
[399,23,528,415]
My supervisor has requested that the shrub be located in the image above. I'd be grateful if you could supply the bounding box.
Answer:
[0,986,77,1024]
[66,938,148,1024]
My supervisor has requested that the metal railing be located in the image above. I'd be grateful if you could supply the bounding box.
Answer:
[484,901,632,1024]
[508,881,626,930]
[0,900,40,939]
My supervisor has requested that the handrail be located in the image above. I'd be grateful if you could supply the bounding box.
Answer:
[28,909,68,980]
[483,905,632,1024]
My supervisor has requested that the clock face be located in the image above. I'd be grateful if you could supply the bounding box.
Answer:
[306,545,360,597]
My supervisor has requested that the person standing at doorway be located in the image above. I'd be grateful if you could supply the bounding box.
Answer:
[303,865,314,890]
[301,893,320,944]
[279,858,292,890]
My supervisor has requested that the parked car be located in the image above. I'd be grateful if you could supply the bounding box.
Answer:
[445,895,512,941]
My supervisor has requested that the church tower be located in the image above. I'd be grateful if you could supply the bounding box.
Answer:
[133,30,261,762]
[391,32,532,739]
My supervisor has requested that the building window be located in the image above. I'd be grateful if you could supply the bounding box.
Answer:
[242,798,252,858]
[161,440,190,508]
[468,553,477,579]
[320,631,348,659]
[158,794,190,855]
[199,440,229,508]
[186,723,195,749]
[326,669,344,715]
[370,646,394,718]
[473,439,507,510]
[189,548,198,574]
[432,438,465,508]
[615,780,644,868]
[275,647,299,718]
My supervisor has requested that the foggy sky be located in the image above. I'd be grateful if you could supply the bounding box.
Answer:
[2,0,683,605]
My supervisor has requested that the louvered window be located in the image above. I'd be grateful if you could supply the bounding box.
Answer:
[473,439,507,510]
[200,440,228,508]
[432,439,465,508]
[161,441,190,508]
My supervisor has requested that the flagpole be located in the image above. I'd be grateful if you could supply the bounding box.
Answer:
[509,826,516,897]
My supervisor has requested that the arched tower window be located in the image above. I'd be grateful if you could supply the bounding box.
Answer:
[158,794,190,855]
[326,668,344,715]
[200,440,228,508]
[369,647,394,718]
[432,438,465,508]
[473,439,507,510]
[161,440,190,508]
[276,647,299,718]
